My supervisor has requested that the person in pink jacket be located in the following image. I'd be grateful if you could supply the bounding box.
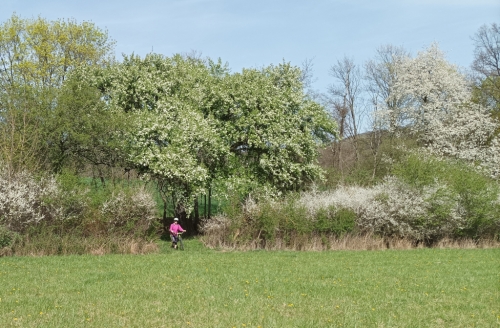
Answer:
[169,218,186,249]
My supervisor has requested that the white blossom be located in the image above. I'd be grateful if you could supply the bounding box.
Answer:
[381,43,500,178]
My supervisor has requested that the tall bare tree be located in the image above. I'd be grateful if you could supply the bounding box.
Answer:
[363,45,411,179]
[328,57,362,169]
[300,58,320,100]
[365,44,410,131]
[471,23,500,112]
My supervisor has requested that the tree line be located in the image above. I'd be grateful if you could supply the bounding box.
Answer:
[321,24,500,184]
[0,14,337,231]
[1,14,499,251]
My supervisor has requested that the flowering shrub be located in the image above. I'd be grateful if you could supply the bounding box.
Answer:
[100,186,157,235]
[381,43,500,179]
[202,155,500,246]
[357,177,462,241]
[0,167,159,241]
[0,169,62,232]
[201,192,358,247]
[298,185,379,217]
[392,154,500,239]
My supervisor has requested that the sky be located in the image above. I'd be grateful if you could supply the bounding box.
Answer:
[2,0,499,93]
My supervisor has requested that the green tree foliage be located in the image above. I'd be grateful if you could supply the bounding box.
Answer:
[0,14,115,173]
[84,54,229,218]
[81,54,337,218]
[472,76,500,118]
[0,14,114,88]
[48,71,128,174]
[392,154,500,239]
[213,63,337,194]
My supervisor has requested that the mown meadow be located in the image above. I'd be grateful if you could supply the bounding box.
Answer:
[1,239,499,327]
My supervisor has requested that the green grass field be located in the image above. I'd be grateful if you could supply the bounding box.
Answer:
[1,239,499,327]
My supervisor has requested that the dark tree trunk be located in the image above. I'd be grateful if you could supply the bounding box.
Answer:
[162,199,168,234]
[204,194,207,219]
[193,196,200,233]
[208,187,212,220]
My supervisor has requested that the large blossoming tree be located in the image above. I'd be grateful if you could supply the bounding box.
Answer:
[84,55,337,227]
[211,62,337,194]
[385,43,500,177]
[86,54,227,226]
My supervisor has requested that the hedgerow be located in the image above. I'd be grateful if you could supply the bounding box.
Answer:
[0,168,159,255]
[201,155,500,247]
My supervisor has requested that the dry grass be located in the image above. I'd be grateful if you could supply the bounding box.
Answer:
[434,237,500,249]
[1,236,159,257]
[200,232,500,251]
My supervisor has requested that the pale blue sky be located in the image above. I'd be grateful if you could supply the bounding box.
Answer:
[2,0,499,92]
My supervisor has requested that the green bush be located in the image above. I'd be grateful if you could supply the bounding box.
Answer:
[0,224,20,248]
[392,154,439,188]
[313,206,356,236]
[449,166,500,239]
[215,192,356,246]
[392,154,500,239]
[279,196,309,234]
[332,207,356,235]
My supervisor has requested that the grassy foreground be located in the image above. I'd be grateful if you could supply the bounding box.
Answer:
[0,240,499,327]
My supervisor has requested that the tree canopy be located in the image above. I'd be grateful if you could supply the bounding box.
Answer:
[0,14,115,173]
[382,44,500,178]
[76,54,337,216]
